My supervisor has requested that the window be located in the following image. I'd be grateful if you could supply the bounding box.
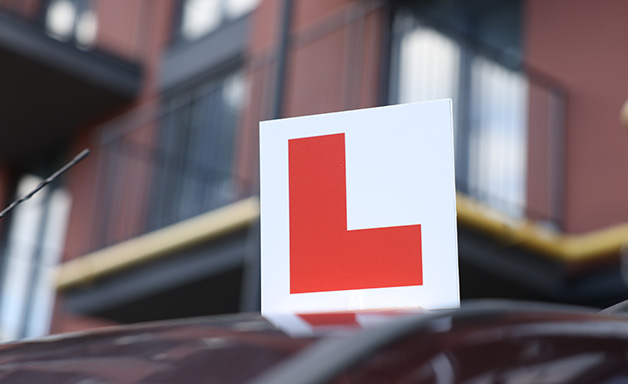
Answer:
[179,0,260,41]
[391,0,527,217]
[149,68,247,230]
[45,0,98,48]
[0,175,71,341]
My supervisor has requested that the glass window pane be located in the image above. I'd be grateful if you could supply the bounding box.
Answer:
[0,175,46,341]
[46,0,77,41]
[25,188,72,338]
[469,56,527,217]
[224,0,259,19]
[397,24,460,104]
[0,176,70,341]
[75,9,98,48]
[181,0,222,40]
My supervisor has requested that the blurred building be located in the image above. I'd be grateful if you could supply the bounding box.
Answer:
[0,0,627,341]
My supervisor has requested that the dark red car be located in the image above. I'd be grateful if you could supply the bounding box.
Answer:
[1,301,628,383]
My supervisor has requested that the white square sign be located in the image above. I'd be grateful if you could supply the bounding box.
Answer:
[260,100,459,315]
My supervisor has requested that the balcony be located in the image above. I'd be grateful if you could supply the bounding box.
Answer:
[83,67,253,253]
[391,12,566,230]
[51,66,258,322]
[0,2,141,162]
[384,8,628,305]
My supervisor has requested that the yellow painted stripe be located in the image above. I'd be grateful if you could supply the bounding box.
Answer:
[55,196,260,291]
[456,193,628,261]
[56,193,628,292]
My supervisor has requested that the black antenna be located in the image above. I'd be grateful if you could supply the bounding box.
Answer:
[0,149,90,219]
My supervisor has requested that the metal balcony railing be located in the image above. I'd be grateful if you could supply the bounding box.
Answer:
[391,14,566,229]
[89,70,255,252]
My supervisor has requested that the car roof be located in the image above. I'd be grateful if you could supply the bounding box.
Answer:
[0,313,317,383]
[2,301,628,384]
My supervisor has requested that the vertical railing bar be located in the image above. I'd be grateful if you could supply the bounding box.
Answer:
[199,87,214,212]
[386,10,403,106]
[126,136,143,239]
[377,1,394,107]
[113,138,132,245]
[514,70,523,215]
[455,30,472,195]
[498,66,508,212]
[88,143,110,251]
[550,90,566,229]
[98,141,120,250]
[214,83,227,210]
